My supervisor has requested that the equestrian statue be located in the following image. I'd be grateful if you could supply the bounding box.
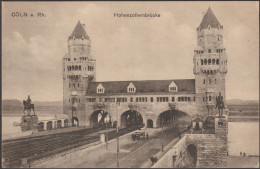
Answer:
[23,95,35,115]
[215,92,225,117]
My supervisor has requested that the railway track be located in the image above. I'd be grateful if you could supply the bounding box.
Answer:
[2,125,141,168]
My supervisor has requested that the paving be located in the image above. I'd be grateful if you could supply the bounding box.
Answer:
[73,124,183,168]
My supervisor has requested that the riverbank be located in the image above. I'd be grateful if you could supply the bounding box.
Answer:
[227,156,259,168]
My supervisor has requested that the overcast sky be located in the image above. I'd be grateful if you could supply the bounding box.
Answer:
[2,1,259,101]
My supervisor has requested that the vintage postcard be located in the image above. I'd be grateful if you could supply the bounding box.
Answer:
[1,1,259,168]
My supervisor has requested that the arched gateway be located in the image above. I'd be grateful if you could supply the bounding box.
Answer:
[90,110,111,128]
[121,110,143,128]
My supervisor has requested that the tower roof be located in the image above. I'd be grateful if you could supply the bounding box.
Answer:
[68,21,89,40]
[199,7,222,29]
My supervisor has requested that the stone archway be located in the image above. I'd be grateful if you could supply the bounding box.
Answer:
[90,110,111,128]
[121,110,143,128]
[187,144,197,167]
[157,110,176,127]
[147,119,153,128]
[72,117,79,127]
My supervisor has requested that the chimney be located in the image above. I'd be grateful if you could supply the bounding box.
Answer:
[82,24,85,30]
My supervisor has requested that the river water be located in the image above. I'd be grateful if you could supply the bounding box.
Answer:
[1,115,259,156]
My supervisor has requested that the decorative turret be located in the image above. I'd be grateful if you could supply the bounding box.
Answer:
[62,21,96,126]
[193,8,228,116]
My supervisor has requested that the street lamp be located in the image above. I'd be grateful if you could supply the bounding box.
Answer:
[161,113,164,152]
[116,100,120,168]
[104,113,109,150]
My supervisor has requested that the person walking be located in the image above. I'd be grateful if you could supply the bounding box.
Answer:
[146,133,149,140]
[240,152,242,156]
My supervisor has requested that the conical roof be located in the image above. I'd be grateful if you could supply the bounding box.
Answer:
[199,7,222,29]
[68,21,89,40]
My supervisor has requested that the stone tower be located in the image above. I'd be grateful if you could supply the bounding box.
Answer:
[193,8,228,115]
[62,21,96,126]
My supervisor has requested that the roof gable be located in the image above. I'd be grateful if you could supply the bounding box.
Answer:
[97,83,105,93]
[169,81,178,92]
[127,82,136,93]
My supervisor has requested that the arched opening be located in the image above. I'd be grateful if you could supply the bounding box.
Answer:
[90,110,111,128]
[203,116,215,129]
[72,117,79,127]
[216,59,219,65]
[47,121,52,130]
[201,59,203,65]
[37,122,44,131]
[121,110,143,128]
[72,65,74,71]
[57,120,62,128]
[208,59,211,65]
[75,65,78,71]
[204,59,207,65]
[187,144,197,167]
[147,119,153,128]
[212,59,215,65]
[157,110,178,127]
[64,119,69,127]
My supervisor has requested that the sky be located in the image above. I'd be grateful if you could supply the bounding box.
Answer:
[2,1,259,102]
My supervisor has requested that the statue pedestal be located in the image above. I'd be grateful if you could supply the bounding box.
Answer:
[21,115,38,132]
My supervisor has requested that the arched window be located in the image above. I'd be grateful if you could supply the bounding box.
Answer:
[201,59,203,65]
[212,59,215,65]
[79,65,81,71]
[208,59,211,65]
[204,59,207,65]
[216,59,219,65]
[75,65,78,71]
[210,70,213,74]
[72,65,74,71]
[207,70,210,74]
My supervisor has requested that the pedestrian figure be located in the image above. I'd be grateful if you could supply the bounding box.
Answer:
[240,152,242,156]
[154,156,158,163]
[146,133,149,140]
[133,134,136,141]
[243,152,246,157]
[179,132,181,139]
[150,157,155,165]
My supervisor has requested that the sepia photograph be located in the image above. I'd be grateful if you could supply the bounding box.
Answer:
[1,1,259,168]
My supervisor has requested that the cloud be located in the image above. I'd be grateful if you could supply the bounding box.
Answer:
[2,32,63,101]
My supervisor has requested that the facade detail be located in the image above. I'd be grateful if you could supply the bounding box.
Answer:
[62,8,228,128]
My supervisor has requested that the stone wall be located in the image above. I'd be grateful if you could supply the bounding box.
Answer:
[81,97,197,128]
[152,116,228,168]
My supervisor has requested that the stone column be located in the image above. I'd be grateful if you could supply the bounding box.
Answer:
[61,119,65,127]
[43,121,47,130]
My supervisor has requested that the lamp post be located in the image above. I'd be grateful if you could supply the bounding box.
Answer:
[71,91,78,127]
[161,113,164,152]
[116,100,120,168]
[104,113,109,150]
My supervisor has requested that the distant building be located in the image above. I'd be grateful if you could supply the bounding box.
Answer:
[62,7,228,128]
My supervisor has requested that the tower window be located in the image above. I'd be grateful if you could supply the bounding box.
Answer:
[208,49,211,53]
[130,97,133,102]
[208,59,211,65]
[212,59,215,65]
[204,59,207,65]
[151,97,153,102]
[209,96,211,101]
[203,79,205,84]
[201,59,203,65]
[172,97,175,102]
[216,59,219,65]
